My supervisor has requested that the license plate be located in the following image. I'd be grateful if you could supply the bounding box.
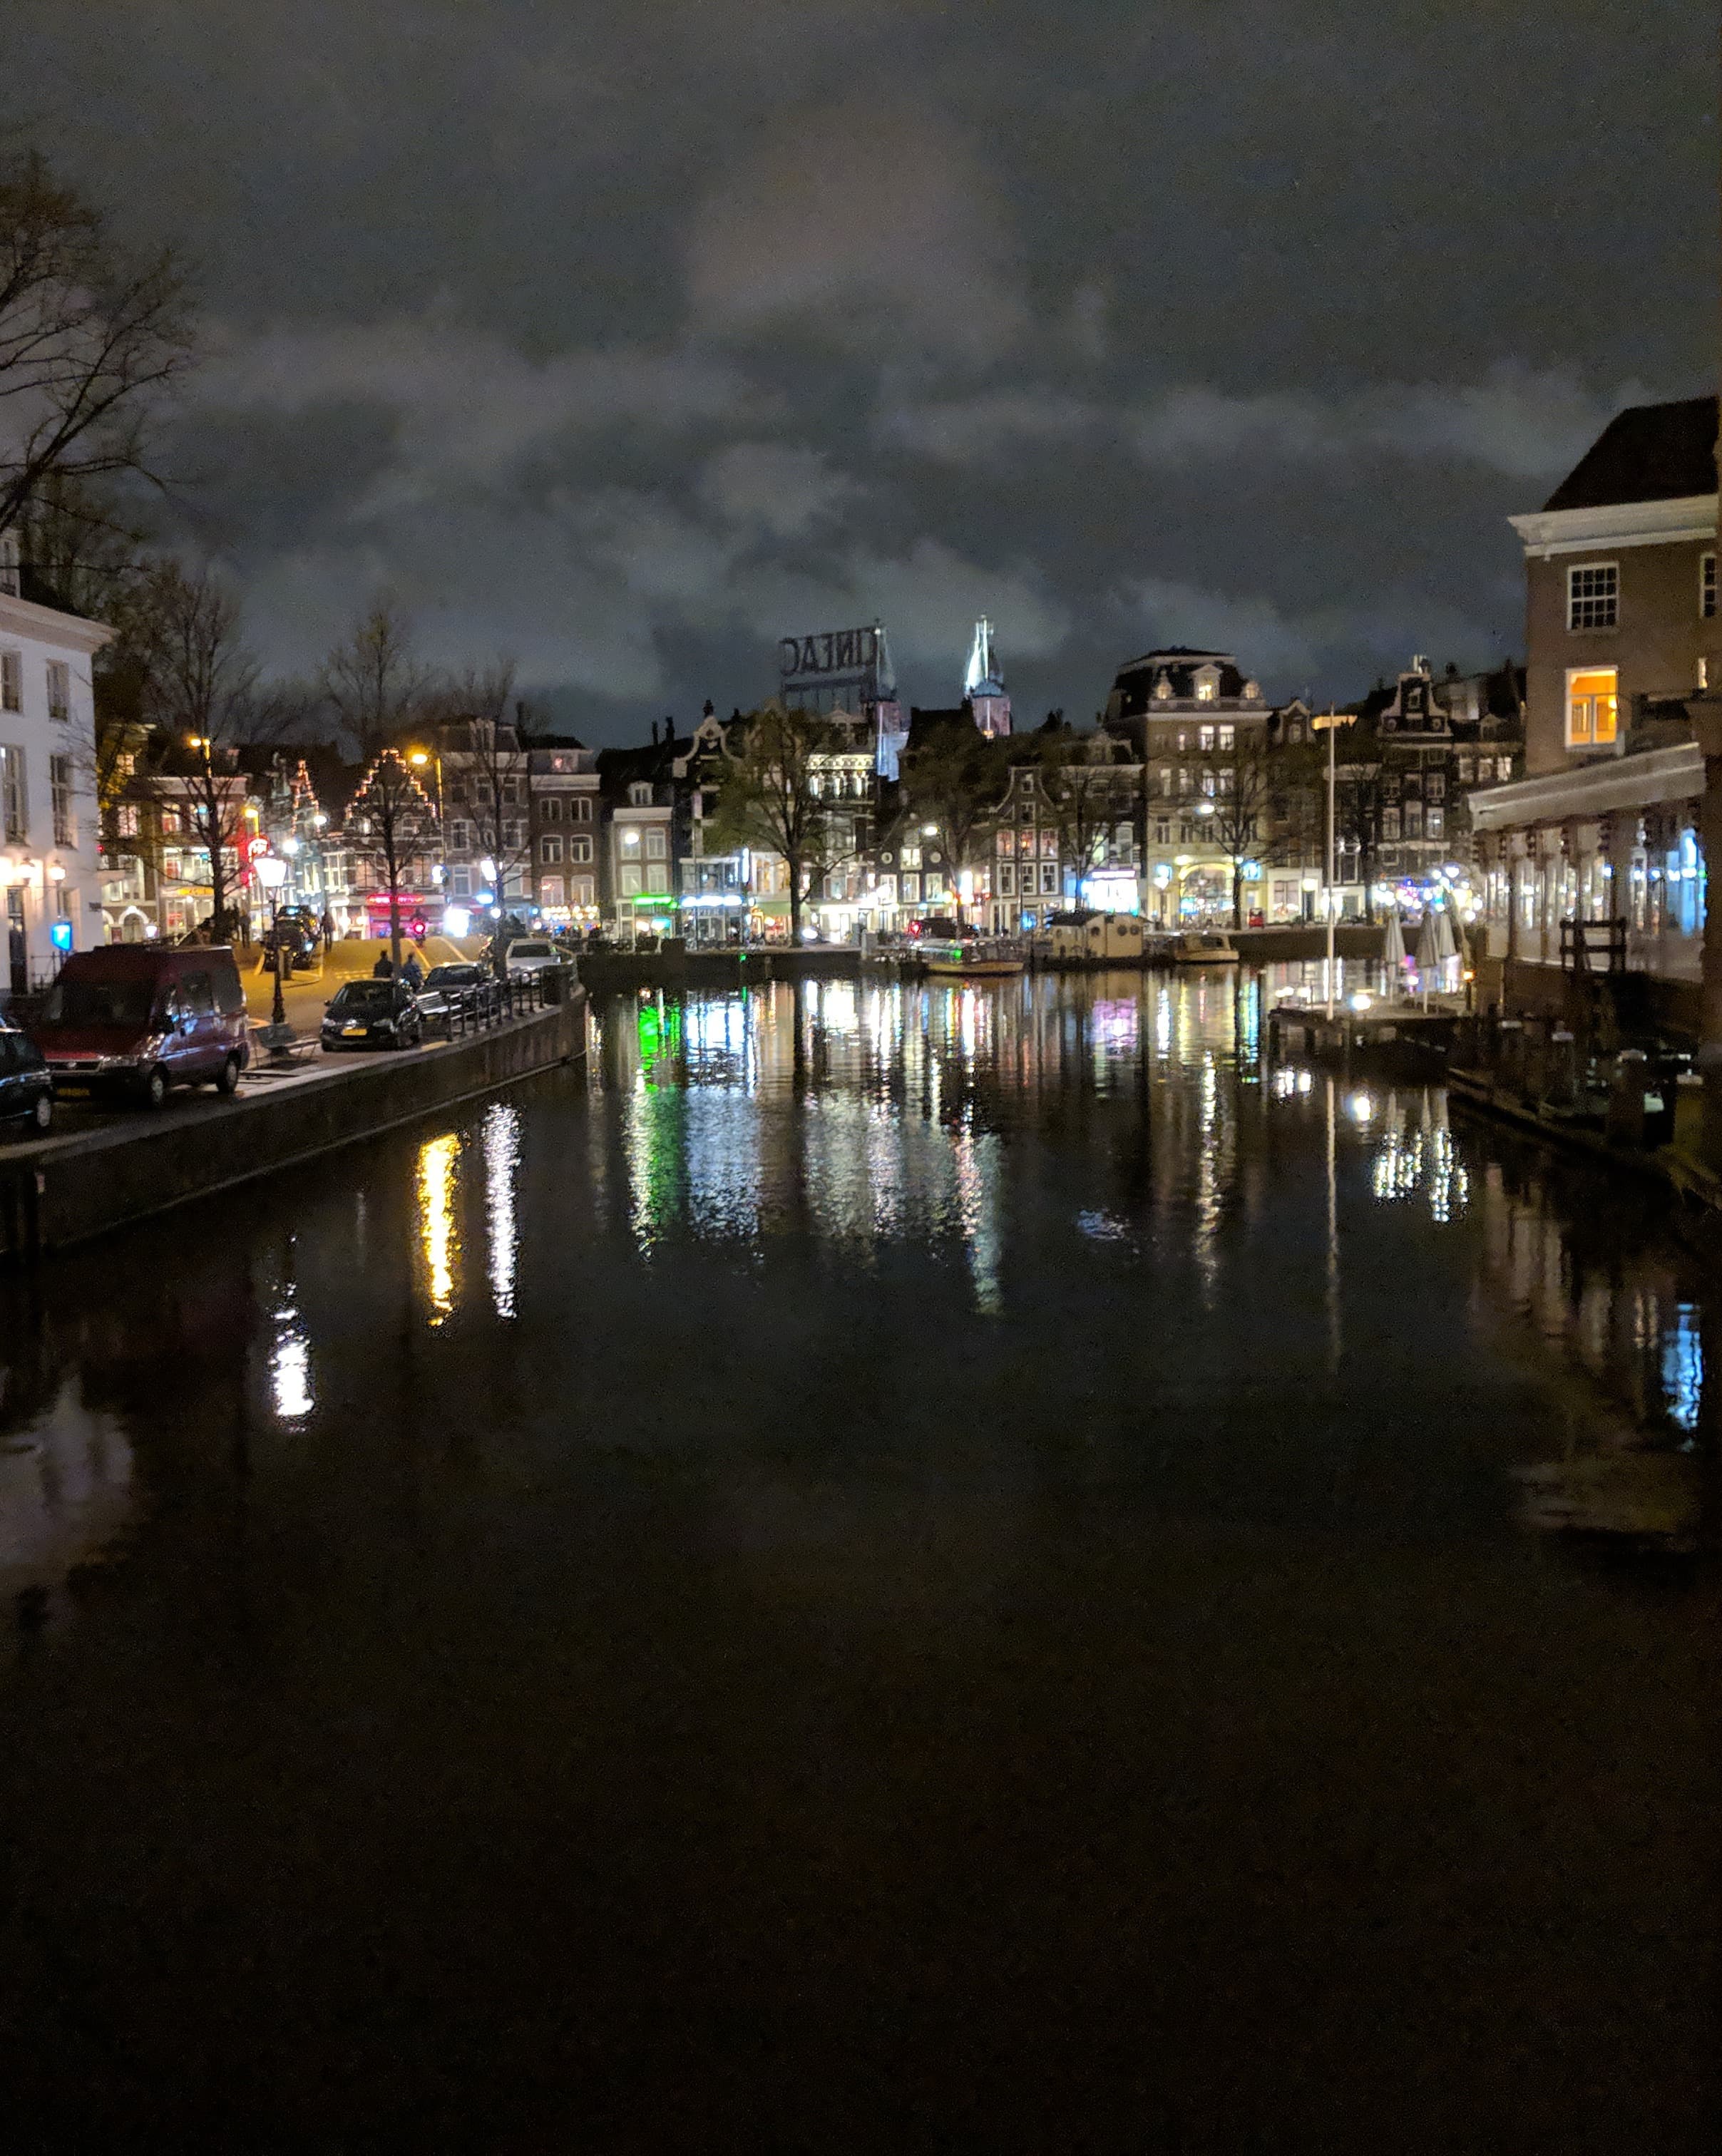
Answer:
[56,1084,91,1098]
[342,1024,366,1036]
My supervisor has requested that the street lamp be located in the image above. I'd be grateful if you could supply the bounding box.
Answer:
[1311,711,1358,1018]
[256,851,291,1046]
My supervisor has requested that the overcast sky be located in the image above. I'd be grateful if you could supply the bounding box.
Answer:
[12,0,1717,740]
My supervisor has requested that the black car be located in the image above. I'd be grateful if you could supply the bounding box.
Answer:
[0,1024,54,1136]
[414,962,490,1029]
[319,979,424,1053]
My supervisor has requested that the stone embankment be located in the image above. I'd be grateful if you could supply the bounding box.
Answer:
[0,992,586,1263]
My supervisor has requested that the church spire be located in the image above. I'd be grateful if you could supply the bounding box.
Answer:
[963,616,1012,738]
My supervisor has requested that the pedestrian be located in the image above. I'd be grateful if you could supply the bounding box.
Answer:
[372,950,394,979]
[401,949,424,990]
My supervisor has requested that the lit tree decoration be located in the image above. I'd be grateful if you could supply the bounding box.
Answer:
[342,746,439,967]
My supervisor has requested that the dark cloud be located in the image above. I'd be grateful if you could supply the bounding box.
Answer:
[11,0,1715,736]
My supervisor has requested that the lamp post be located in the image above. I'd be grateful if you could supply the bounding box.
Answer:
[256,851,292,1054]
[1311,712,1357,1018]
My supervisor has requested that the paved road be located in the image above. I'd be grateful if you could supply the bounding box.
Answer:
[242,936,483,1031]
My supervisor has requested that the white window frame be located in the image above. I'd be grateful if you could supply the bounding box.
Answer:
[46,659,71,721]
[0,649,19,713]
[1567,561,1618,632]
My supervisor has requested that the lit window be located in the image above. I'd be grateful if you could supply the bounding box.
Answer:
[1196,681,1216,702]
[1217,724,1235,750]
[1567,563,1617,631]
[1566,667,1618,749]
[1198,724,1215,751]
[1703,553,1716,620]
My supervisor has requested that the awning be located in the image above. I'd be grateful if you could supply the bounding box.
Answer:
[1467,742,1703,832]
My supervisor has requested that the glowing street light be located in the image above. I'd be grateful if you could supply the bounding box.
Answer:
[256,851,291,1041]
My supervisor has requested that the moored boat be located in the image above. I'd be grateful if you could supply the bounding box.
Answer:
[1172,930,1240,966]
[920,939,1025,979]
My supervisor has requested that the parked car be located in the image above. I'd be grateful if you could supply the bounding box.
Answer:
[0,1024,53,1136]
[320,978,425,1052]
[502,937,565,981]
[414,962,489,1028]
[261,906,322,968]
[30,945,252,1108]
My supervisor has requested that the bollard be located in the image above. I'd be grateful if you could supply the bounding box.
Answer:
[1673,1071,1705,1159]
[1496,1017,1524,1096]
[1607,1048,1649,1147]
[1543,1027,1577,1110]
[1519,1016,1549,1106]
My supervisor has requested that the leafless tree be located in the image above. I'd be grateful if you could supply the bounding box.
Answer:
[1204,736,1280,928]
[133,563,292,941]
[707,704,854,944]
[320,601,436,967]
[903,719,1008,923]
[1033,729,1131,906]
[439,657,534,945]
[0,150,195,538]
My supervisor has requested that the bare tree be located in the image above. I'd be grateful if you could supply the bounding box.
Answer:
[439,657,533,949]
[903,719,1008,923]
[133,563,289,941]
[707,704,852,944]
[1033,729,1129,907]
[1204,735,1279,928]
[320,602,436,968]
[0,150,195,538]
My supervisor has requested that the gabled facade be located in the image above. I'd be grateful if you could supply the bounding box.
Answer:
[1105,647,1273,923]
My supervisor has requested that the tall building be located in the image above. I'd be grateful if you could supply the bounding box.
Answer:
[0,537,110,994]
[1104,647,1273,924]
[1470,395,1721,1032]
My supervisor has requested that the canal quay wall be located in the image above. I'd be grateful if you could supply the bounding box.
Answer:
[579,948,861,993]
[0,995,587,1263]
[581,923,1388,992]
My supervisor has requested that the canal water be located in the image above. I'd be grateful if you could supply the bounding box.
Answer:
[1,973,1716,2151]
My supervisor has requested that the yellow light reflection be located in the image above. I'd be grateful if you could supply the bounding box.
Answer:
[417,1131,461,1325]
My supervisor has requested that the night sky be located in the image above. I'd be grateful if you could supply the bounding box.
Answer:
[12,1,1716,739]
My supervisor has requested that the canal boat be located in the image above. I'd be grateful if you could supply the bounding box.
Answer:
[1172,930,1240,967]
[919,939,1025,980]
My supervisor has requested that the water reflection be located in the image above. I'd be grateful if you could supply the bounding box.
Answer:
[483,1102,521,1320]
[417,1131,461,1325]
[269,1255,314,1422]
[0,1382,133,1648]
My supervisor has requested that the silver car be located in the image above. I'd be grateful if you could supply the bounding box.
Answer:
[503,938,565,982]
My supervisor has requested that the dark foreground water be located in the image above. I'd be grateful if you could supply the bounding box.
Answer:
[1,974,1717,2152]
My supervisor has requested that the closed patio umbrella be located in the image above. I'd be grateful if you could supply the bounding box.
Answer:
[1414,909,1441,1007]
[1382,906,1406,991]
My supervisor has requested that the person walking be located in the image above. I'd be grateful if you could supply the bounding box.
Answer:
[372,950,394,980]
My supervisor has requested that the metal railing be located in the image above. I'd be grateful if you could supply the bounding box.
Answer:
[1559,917,1627,975]
[439,968,556,1037]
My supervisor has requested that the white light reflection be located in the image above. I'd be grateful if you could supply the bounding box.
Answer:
[1370,1095,1470,1222]
[268,1242,313,1421]
[483,1100,521,1320]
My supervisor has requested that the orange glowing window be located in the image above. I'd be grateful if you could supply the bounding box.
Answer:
[1566,667,1618,748]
